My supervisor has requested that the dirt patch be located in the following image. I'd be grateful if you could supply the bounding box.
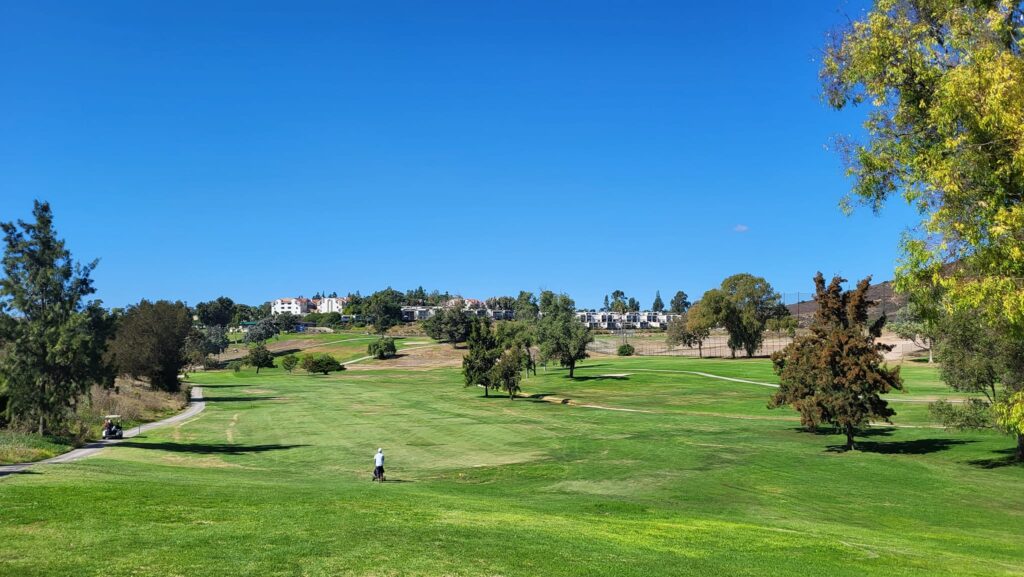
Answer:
[241,389,274,394]
[347,345,464,371]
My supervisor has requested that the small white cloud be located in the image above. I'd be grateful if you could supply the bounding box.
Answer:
[733,224,749,233]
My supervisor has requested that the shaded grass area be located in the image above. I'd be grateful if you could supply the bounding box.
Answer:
[1,357,1021,576]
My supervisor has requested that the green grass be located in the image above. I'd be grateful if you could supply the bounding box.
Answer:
[1,356,1021,576]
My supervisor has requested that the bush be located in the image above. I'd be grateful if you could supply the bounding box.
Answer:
[617,343,635,356]
[368,337,397,360]
[281,354,299,373]
[300,353,344,375]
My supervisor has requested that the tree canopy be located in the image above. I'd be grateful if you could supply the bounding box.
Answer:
[110,300,193,392]
[537,293,592,378]
[195,296,235,327]
[0,201,115,434]
[367,288,403,335]
[769,274,903,450]
[699,274,781,357]
[669,291,691,314]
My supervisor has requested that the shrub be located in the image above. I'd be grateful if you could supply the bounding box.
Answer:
[368,337,397,360]
[281,354,299,373]
[300,353,344,375]
[617,343,635,356]
[227,360,243,373]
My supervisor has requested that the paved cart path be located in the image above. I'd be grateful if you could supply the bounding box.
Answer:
[0,387,205,478]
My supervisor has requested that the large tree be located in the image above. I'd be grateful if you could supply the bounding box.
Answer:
[823,1,1024,453]
[699,274,781,358]
[0,201,116,434]
[669,291,691,314]
[513,291,540,321]
[110,300,193,392]
[246,344,275,374]
[462,318,500,397]
[195,296,235,328]
[537,293,593,378]
[666,309,711,358]
[769,274,903,451]
[492,347,524,400]
[367,287,404,335]
[245,318,279,344]
[652,291,665,313]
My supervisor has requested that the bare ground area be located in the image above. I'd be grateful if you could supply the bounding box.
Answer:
[347,344,466,371]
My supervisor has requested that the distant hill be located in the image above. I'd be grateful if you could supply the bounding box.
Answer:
[786,278,907,325]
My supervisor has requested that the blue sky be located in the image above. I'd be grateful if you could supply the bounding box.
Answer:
[1,1,916,309]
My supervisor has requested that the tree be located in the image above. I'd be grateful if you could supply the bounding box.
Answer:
[368,337,397,360]
[617,343,635,356]
[537,293,592,378]
[0,201,115,434]
[822,1,1024,328]
[485,296,516,311]
[769,274,903,451]
[462,318,499,397]
[929,308,1024,459]
[202,325,229,355]
[246,344,275,374]
[888,301,938,363]
[195,296,235,328]
[245,318,279,344]
[994,390,1024,461]
[281,354,299,373]
[666,309,711,358]
[514,291,539,321]
[627,297,640,312]
[652,291,664,313]
[495,320,537,377]
[367,287,403,335]
[700,274,781,358]
[424,307,473,347]
[609,290,627,314]
[602,295,610,312]
[669,291,690,314]
[273,312,299,334]
[110,300,193,392]
[301,353,344,375]
[231,304,261,326]
[492,347,524,399]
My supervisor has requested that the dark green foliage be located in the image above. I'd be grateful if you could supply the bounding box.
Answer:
[230,304,261,326]
[423,307,473,347]
[368,337,397,360]
[110,300,193,392]
[462,318,499,397]
[485,296,516,311]
[609,290,627,314]
[669,291,690,314]
[495,320,536,376]
[195,296,235,328]
[769,274,903,450]
[246,344,275,374]
[280,354,299,373]
[513,291,539,321]
[301,353,344,375]
[273,312,299,334]
[491,347,524,399]
[652,291,664,313]
[701,274,781,357]
[227,360,243,373]
[245,318,279,344]
[617,343,635,356]
[367,288,403,335]
[537,293,592,378]
[0,201,116,434]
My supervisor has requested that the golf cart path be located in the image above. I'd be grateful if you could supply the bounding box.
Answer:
[0,387,205,478]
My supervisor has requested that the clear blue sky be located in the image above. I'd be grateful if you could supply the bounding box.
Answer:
[1,1,916,309]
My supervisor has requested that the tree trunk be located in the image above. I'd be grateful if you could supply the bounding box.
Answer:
[1017,433,1024,461]
[38,414,44,436]
[484,385,489,398]
[845,423,855,451]
[698,343,703,358]
[569,361,575,378]
[928,347,933,363]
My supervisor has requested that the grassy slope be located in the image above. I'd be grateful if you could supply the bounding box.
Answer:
[1,357,1021,577]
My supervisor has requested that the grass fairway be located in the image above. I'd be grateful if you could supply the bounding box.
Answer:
[1,356,1022,576]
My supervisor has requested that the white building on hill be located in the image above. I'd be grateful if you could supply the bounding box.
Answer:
[272,297,310,315]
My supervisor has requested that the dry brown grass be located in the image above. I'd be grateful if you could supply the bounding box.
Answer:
[81,379,188,426]
[347,344,464,371]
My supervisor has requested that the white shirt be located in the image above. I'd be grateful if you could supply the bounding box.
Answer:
[374,452,385,467]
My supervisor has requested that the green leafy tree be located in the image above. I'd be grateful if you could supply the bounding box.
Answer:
[273,312,299,334]
[888,300,939,363]
[669,291,691,314]
[700,274,781,358]
[537,293,592,378]
[495,320,536,376]
[822,1,1024,328]
[514,291,540,321]
[609,290,627,314]
[462,318,499,397]
[110,300,193,392]
[491,347,524,399]
[367,287,403,335]
[246,344,275,374]
[195,296,235,327]
[368,337,397,360]
[424,306,473,347]
[602,295,610,312]
[617,343,635,356]
[929,308,1024,459]
[994,390,1024,460]
[666,310,711,358]
[281,354,299,373]
[485,296,517,311]
[652,291,664,313]
[0,201,116,434]
[627,297,640,312]
[769,274,903,451]
[301,353,344,375]
[230,304,261,326]
[245,318,279,344]
[203,325,230,355]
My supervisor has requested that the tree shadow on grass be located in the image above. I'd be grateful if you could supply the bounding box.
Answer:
[0,469,42,478]
[201,396,284,403]
[571,375,630,382]
[967,448,1024,469]
[116,442,307,455]
[827,438,971,455]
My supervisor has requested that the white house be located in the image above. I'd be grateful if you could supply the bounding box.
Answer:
[271,297,310,315]
[315,297,348,314]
